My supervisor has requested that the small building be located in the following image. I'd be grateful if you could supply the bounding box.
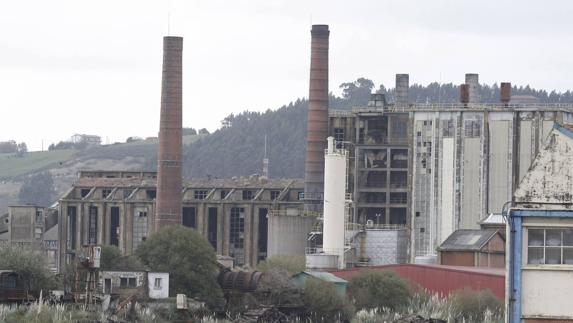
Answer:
[0,270,26,302]
[437,229,505,268]
[507,124,573,322]
[99,270,169,299]
[292,271,347,296]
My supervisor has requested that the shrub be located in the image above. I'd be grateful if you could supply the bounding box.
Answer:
[256,268,303,306]
[347,270,411,311]
[256,254,305,274]
[451,288,503,321]
[303,278,354,322]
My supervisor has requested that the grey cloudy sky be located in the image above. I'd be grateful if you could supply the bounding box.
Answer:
[2,0,573,151]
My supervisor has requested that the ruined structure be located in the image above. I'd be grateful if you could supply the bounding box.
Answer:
[328,73,573,263]
[156,36,183,230]
[58,171,305,268]
[304,25,329,212]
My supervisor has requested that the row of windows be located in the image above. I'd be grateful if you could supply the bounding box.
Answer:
[528,228,573,265]
[79,188,293,201]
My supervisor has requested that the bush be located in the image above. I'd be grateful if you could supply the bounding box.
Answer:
[303,278,354,322]
[136,225,223,307]
[0,246,57,294]
[451,288,503,321]
[256,268,303,306]
[348,270,411,311]
[256,254,305,274]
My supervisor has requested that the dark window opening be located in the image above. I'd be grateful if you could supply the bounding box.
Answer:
[389,192,407,204]
[230,207,245,265]
[220,190,229,200]
[361,192,386,204]
[120,277,137,288]
[363,208,386,225]
[68,206,77,249]
[389,208,407,225]
[102,189,112,199]
[390,149,408,168]
[270,190,280,200]
[364,149,387,168]
[297,192,304,200]
[364,117,388,144]
[182,207,197,228]
[365,172,387,188]
[88,206,98,245]
[110,207,120,247]
[334,128,344,148]
[80,189,91,198]
[242,190,254,200]
[146,190,156,200]
[390,171,408,188]
[208,208,218,249]
[258,208,268,261]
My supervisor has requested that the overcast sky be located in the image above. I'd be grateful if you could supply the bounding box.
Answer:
[2,0,573,151]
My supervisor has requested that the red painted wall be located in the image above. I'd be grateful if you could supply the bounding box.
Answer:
[330,264,505,299]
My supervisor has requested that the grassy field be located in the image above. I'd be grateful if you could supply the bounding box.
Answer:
[0,149,77,179]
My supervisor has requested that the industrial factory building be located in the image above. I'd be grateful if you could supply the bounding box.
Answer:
[57,171,308,268]
[328,74,573,262]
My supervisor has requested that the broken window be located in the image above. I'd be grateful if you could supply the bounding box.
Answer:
[389,171,407,188]
[297,192,304,200]
[154,278,162,289]
[364,149,387,168]
[464,120,481,137]
[334,128,344,144]
[145,190,156,200]
[364,117,388,144]
[390,149,408,168]
[102,188,112,199]
[208,208,218,248]
[365,172,387,188]
[194,190,208,200]
[242,190,254,200]
[88,206,98,244]
[442,120,454,137]
[270,190,280,200]
[80,189,91,198]
[132,209,148,250]
[229,207,245,265]
[390,115,408,141]
[68,206,77,249]
[389,192,407,204]
[220,190,228,200]
[120,277,137,288]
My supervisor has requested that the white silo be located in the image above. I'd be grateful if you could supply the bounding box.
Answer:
[323,136,348,269]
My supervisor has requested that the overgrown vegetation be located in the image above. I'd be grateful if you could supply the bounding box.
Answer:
[18,172,55,207]
[257,254,306,275]
[0,246,57,294]
[136,225,223,307]
[303,277,354,323]
[348,270,411,311]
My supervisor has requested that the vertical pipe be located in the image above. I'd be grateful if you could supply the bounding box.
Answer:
[155,36,183,230]
[395,74,409,106]
[304,25,329,211]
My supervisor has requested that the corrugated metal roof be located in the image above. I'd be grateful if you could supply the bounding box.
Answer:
[437,229,500,251]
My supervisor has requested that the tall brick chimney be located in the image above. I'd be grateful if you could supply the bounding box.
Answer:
[155,36,183,230]
[395,74,409,106]
[304,25,329,211]
[500,82,512,105]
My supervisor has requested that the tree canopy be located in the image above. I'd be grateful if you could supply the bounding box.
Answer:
[136,225,223,306]
[18,172,56,207]
[0,246,56,293]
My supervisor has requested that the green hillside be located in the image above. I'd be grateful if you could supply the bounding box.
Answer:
[0,149,77,179]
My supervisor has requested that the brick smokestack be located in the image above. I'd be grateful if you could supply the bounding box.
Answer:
[500,82,511,105]
[304,25,329,209]
[465,73,479,103]
[395,74,409,106]
[460,84,470,105]
[155,36,183,230]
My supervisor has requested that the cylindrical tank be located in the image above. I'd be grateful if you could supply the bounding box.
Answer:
[322,137,347,269]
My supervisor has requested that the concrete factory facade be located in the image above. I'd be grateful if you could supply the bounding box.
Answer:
[328,74,573,262]
[57,171,309,268]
